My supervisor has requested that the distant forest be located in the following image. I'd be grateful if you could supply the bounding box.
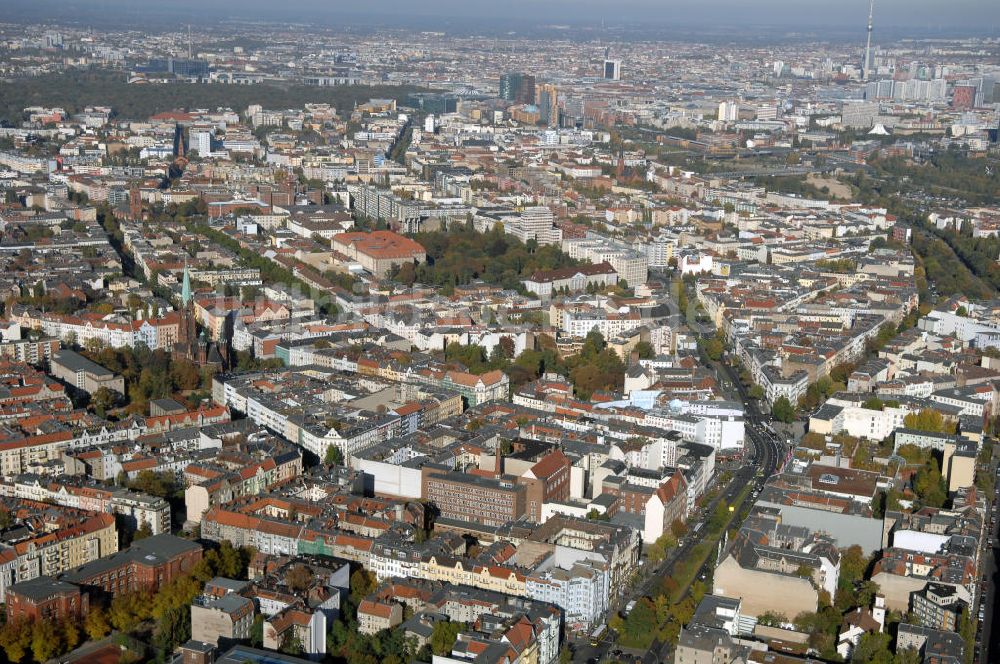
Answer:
[0,69,427,123]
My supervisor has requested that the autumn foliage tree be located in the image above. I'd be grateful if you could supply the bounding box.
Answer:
[772,396,796,423]
[0,616,87,663]
[285,563,315,593]
[903,409,957,434]
[567,330,625,400]
[84,606,112,640]
[913,457,948,508]
[0,618,31,663]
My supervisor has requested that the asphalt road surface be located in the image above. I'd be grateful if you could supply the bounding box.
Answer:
[583,283,785,664]
[980,473,1000,664]
[597,355,784,664]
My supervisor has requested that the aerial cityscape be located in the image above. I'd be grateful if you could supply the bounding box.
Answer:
[0,2,998,664]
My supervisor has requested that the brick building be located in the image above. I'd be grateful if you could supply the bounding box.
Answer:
[6,577,87,622]
[421,466,526,527]
[61,534,203,600]
[602,468,688,543]
[514,449,572,523]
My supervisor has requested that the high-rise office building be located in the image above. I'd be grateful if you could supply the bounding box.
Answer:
[718,101,739,122]
[864,79,947,102]
[499,72,536,104]
[138,57,209,77]
[841,101,880,129]
[983,78,998,105]
[406,92,459,114]
[603,59,621,81]
[521,206,554,238]
[170,58,209,77]
[537,83,559,128]
[191,129,213,157]
[499,73,515,100]
[956,78,994,107]
[755,104,778,121]
[602,46,622,81]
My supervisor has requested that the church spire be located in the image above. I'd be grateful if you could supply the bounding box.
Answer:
[182,259,192,307]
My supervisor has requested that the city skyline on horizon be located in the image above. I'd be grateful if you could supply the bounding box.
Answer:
[0,5,997,664]
[3,0,1000,36]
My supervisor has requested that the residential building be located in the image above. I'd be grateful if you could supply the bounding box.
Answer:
[191,593,256,647]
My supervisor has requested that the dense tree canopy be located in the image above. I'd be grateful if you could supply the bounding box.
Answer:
[81,344,211,415]
[772,396,796,423]
[910,232,993,299]
[869,151,1000,207]
[567,330,625,400]
[0,69,427,123]
[702,336,724,362]
[814,258,856,273]
[797,376,842,411]
[842,154,999,300]
[903,409,956,434]
[399,224,581,295]
[913,457,948,508]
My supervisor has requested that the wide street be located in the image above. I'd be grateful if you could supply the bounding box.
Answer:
[572,331,786,664]
[572,461,759,664]
[720,357,785,479]
[979,465,1000,664]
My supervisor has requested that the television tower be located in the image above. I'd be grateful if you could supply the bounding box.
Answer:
[863,0,875,81]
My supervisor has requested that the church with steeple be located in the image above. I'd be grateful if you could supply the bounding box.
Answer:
[173,262,230,370]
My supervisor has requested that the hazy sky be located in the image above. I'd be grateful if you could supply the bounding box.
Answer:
[8,0,1000,34]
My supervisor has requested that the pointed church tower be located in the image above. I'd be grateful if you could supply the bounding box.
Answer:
[181,260,192,307]
[177,261,196,349]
